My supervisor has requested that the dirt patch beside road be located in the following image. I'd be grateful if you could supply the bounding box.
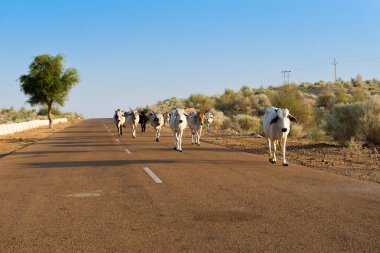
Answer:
[0,121,77,158]
[203,133,380,184]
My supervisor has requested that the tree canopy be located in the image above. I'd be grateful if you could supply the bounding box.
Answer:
[19,54,79,128]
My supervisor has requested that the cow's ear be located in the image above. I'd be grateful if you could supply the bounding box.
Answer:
[270,116,279,125]
[184,113,189,117]
[288,114,298,123]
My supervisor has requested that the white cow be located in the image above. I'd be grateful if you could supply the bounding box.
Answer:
[169,108,188,152]
[263,107,298,166]
[114,109,126,137]
[163,112,170,127]
[126,108,140,138]
[188,111,205,146]
[150,112,164,142]
[205,112,214,131]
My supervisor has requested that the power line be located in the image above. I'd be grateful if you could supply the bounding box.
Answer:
[281,70,291,85]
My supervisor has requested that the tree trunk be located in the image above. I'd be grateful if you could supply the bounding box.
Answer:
[47,104,53,129]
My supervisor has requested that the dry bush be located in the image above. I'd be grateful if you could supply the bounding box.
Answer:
[271,84,314,126]
[308,124,325,143]
[289,124,304,140]
[324,103,365,145]
[206,109,225,130]
[361,96,380,144]
[233,114,262,134]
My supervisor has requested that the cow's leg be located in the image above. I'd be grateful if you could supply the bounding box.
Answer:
[132,125,136,138]
[281,136,288,166]
[273,140,278,164]
[178,130,183,152]
[120,125,123,136]
[267,138,273,163]
[155,129,160,142]
[191,130,195,144]
[173,132,178,150]
[198,127,202,146]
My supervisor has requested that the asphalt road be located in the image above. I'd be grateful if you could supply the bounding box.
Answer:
[0,118,379,252]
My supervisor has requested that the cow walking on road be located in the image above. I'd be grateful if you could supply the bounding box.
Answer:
[150,112,164,142]
[188,111,205,146]
[139,112,149,132]
[169,108,188,152]
[114,109,126,137]
[126,108,140,138]
[205,112,214,131]
[263,107,298,166]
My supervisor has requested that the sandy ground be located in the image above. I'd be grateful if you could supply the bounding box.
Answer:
[1,122,379,184]
[203,133,380,184]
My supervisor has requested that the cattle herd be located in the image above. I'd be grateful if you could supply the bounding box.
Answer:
[114,107,297,165]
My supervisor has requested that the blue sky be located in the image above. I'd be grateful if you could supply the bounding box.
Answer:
[1,0,379,118]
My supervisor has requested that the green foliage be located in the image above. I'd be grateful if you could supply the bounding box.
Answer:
[215,88,239,116]
[215,86,272,116]
[335,86,351,104]
[351,90,369,103]
[234,114,261,133]
[324,103,366,145]
[185,93,214,111]
[361,96,380,144]
[308,124,325,143]
[149,97,185,113]
[0,106,73,124]
[271,84,313,125]
[19,54,79,127]
[19,54,79,107]
[37,106,63,116]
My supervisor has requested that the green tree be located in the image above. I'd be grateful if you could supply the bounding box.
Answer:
[19,54,79,128]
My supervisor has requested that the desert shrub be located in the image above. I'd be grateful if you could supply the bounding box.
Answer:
[316,94,337,110]
[185,93,214,111]
[271,84,314,126]
[324,103,365,145]
[335,86,351,104]
[308,124,325,143]
[233,114,262,134]
[314,107,328,127]
[215,88,239,116]
[351,90,369,103]
[289,124,304,139]
[208,109,225,129]
[221,117,233,130]
[150,97,185,113]
[38,106,63,116]
[361,96,380,144]
[252,94,272,115]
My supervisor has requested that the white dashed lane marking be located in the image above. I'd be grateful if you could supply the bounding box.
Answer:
[143,167,163,184]
[125,149,132,155]
[115,139,120,142]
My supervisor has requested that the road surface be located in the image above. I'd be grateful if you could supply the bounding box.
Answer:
[0,119,379,252]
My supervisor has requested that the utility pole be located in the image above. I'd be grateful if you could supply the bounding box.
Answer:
[332,58,337,82]
[281,70,291,85]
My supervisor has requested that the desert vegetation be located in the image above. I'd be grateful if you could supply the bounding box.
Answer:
[148,76,380,146]
[0,106,83,124]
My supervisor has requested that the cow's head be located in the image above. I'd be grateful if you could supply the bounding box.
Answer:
[114,109,125,123]
[196,112,206,125]
[270,108,298,133]
[205,112,214,124]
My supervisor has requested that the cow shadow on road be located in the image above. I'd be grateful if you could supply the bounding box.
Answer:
[25,159,257,168]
